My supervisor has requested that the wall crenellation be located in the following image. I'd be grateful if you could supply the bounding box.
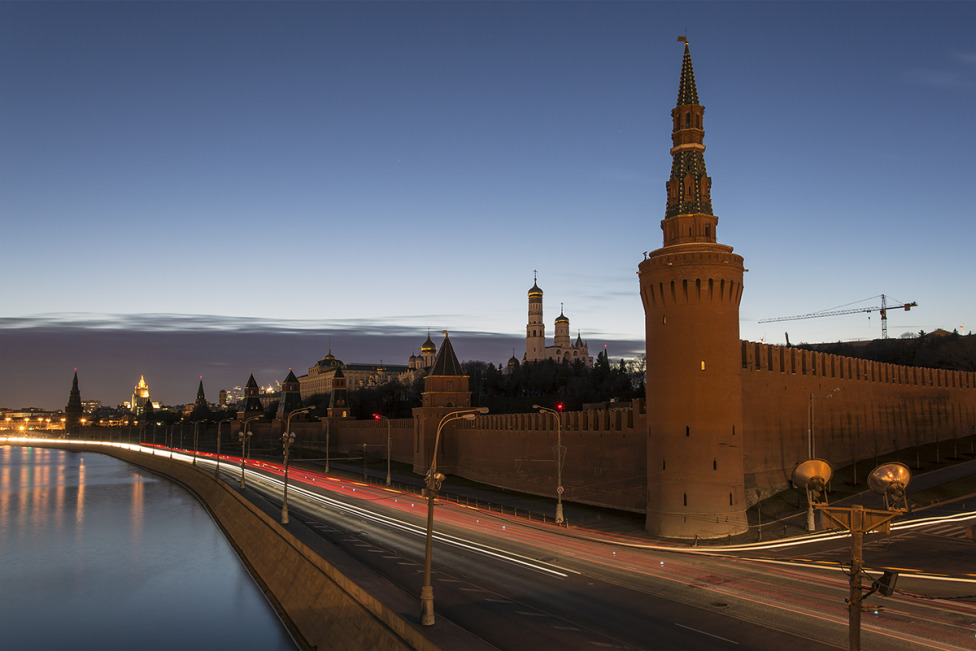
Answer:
[741,341,975,389]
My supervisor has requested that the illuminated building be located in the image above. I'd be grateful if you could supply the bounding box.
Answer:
[524,273,593,367]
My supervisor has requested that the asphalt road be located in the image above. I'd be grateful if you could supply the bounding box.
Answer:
[217,456,975,650]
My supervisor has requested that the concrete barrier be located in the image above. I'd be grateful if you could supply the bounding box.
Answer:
[17,442,494,651]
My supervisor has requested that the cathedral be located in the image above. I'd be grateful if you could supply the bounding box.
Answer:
[524,274,593,367]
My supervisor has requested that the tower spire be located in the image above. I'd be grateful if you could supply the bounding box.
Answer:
[663,40,716,246]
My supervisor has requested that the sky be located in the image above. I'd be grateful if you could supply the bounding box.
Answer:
[1,1,973,410]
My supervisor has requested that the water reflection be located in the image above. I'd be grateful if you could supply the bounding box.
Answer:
[0,446,293,649]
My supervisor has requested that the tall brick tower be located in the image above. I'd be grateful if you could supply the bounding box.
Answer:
[638,41,747,538]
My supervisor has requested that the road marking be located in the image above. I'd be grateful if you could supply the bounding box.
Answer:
[675,623,739,645]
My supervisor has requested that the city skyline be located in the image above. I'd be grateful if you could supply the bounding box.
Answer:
[2,1,974,409]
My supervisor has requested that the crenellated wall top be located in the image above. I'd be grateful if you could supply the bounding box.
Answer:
[741,340,975,389]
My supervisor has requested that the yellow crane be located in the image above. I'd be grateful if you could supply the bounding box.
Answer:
[759,294,917,340]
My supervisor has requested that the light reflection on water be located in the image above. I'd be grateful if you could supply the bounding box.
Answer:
[0,446,294,649]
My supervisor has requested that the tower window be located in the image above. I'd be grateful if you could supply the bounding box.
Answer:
[685,426,690,437]
[705,224,710,238]
[685,113,690,128]
[701,361,705,371]
[683,493,688,506]
[730,492,733,506]
[713,458,717,470]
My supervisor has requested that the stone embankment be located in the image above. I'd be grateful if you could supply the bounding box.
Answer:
[19,441,494,651]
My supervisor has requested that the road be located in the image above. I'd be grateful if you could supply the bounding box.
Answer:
[197,451,976,651]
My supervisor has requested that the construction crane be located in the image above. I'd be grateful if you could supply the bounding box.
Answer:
[758,294,918,340]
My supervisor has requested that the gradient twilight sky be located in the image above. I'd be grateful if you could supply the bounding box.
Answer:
[1,1,974,410]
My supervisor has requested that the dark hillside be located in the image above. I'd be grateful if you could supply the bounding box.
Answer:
[797,331,976,372]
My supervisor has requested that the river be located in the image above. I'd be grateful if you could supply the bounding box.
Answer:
[0,445,294,649]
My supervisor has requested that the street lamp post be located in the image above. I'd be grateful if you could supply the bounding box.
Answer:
[374,414,392,486]
[281,406,315,525]
[215,418,232,479]
[192,421,200,466]
[420,406,488,626]
[239,415,261,489]
[533,403,565,524]
[807,387,840,531]
[324,419,330,473]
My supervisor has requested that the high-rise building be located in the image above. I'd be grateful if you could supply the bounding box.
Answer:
[129,375,151,415]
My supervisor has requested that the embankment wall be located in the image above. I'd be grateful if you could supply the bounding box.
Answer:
[15,441,491,651]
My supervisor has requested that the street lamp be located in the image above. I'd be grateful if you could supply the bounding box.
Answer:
[807,387,840,531]
[374,414,392,486]
[533,403,565,524]
[281,406,315,524]
[420,406,488,626]
[215,418,233,479]
[193,421,201,466]
[239,415,262,489]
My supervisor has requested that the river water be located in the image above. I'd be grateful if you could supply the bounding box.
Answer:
[0,445,294,649]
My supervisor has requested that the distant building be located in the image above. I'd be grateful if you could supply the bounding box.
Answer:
[128,376,151,415]
[298,332,440,400]
[524,274,593,367]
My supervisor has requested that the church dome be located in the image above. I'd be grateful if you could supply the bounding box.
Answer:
[555,312,569,324]
[528,281,543,297]
[421,334,436,354]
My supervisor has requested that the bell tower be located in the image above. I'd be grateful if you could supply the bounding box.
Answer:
[525,272,545,362]
[638,40,747,539]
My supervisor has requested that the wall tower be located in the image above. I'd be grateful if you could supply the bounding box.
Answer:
[638,41,747,538]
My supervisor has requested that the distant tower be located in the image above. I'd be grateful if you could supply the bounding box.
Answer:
[190,378,210,421]
[413,332,473,475]
[130,375,151,415]
[237,373,264,420]
[525,273,545,362]
[553,304,570,350]
[638,41,747,538]
[328,367,349,418]
[65,370,83,436]
[421,332,471,409]
[276,369,304,420]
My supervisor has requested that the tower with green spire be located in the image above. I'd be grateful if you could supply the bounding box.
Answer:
[638,40,748,539]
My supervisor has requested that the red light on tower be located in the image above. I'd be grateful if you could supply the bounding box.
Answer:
[556,403,564,412]
[373,414,380,420]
